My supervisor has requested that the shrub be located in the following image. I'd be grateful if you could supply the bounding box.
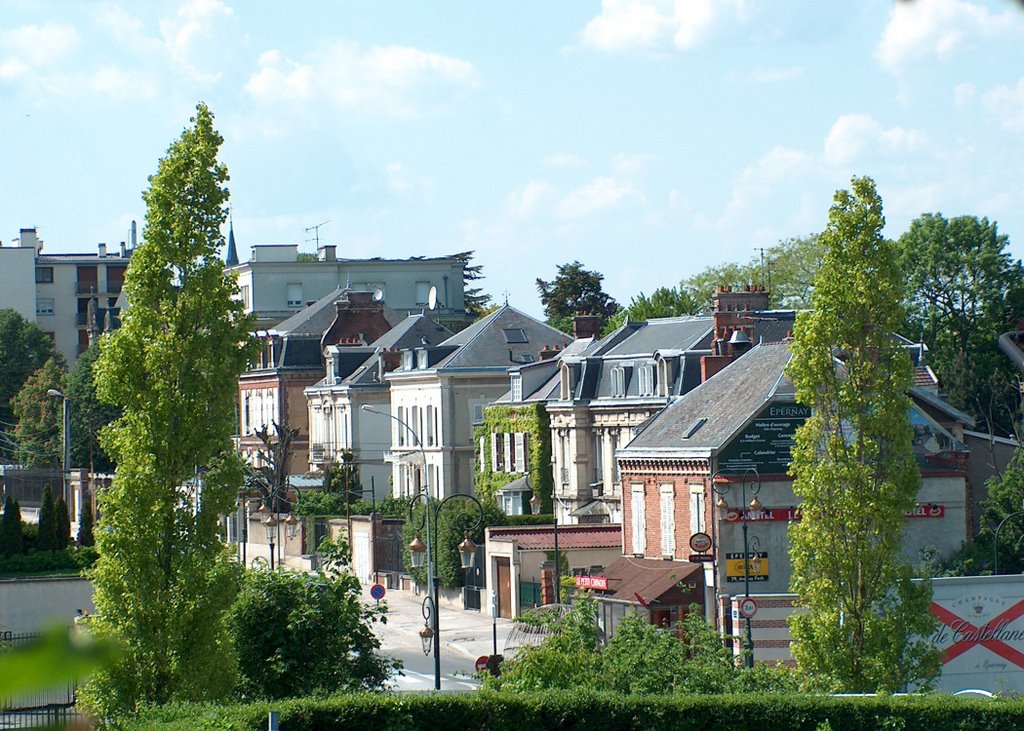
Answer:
[0,546,98,576]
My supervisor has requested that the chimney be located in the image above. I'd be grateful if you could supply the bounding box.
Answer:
[97,243,107,257]
[18,228,39,250]
[572,312,602,340]
[540,344,561,361]
[318,244,337,262]
[130,220,137,249]
[119,241,127,258]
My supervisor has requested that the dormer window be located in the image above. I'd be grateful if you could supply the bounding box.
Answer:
[611,366,626,397]
[402,350,414,370]
[511,374,523,402]
[560,363,574,400]
[638,364,655,396]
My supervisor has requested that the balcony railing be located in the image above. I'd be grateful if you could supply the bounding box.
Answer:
[310,443,336,464]
[560,467,570,485]
[75,312,88,326]
[76,282,98,295]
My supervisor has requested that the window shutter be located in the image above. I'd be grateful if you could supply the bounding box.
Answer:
[514,433,527,472]
[660,485,674,556]
[491,433,501,472]
[503,433,513,473]
[630,484,646,555]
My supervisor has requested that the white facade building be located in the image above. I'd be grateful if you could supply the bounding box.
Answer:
[0,228,131,366]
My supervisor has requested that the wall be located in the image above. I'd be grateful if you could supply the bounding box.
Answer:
[737,576,1024,695]
[0,577,94,634]
[0,247,38,322]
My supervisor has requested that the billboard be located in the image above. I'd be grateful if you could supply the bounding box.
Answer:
[717,403,810,474]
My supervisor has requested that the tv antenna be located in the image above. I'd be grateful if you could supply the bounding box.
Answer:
[304,220,331,248]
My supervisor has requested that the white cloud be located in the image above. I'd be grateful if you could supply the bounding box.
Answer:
[554,177,641,220]
[245,42,479,117]
[722,145,814,221]
[983,78,1024,132]
[824,114,923,167]
[0,23,79,78]
[580,0,746,53]
[87,66,158,100]
[612,152,656,176]
[506,180,555,220]
[875,0,1021,71]
[159,0,234,80]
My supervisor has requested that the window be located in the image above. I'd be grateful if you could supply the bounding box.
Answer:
[502,328,528,344]
[593,433,604,483]
[36,298,54,316]
[630,484,646,556]
[611,366,625,397]
[426,405,436,446]
[491,433,505,472]
[513,433,528,473]
[415,281,431,306]
[638,364,655,396]
[286,283,303,308]
[471,402,485,425]
[239,285,250,309]
[660,484,675,556]
[35,267,53,283]
[396,407,406,446]
[479,436,486,472]
[510,374,523,402]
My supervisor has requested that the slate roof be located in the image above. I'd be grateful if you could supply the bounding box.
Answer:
[427,305,572,370]
[600,317,712,357]
[620,342,794,456]
[269,287,402,337]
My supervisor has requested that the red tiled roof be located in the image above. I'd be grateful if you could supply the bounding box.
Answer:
[488,524,622,551]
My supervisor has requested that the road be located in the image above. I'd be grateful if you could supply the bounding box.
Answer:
[383,646,481,692]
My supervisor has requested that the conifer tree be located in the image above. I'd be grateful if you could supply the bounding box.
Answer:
[54,494,70,550]
[82,103,257,717]
[0,496,24,557]
[37,485,57,552]
[78,495,94,548]
[786,176,940,692]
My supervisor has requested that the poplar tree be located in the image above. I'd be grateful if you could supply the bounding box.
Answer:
[54,495,70,550]
[0,496,24,557]
[786,176,940,692]
[82,103,256,717]
[37,485,58,551]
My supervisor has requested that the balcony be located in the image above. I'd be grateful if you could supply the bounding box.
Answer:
[76,281,99,295]
[310,443,336,464]
[76,312,89,326]
[560,467,570,485]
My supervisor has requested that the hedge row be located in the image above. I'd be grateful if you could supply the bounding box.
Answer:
[129,690,1024,731]
[0,546,98,577]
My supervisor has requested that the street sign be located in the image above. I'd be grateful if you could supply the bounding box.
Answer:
[475,656,490,673]
[689,554,715,563]
[738,597,759,619]
[725,551,769,582]
[370,583,386,601]
[689,532,712,552]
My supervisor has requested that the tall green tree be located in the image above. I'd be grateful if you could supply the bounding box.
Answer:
[0,309,58,428]
[67,342,120,473]
[536,261,618,334]
[786,176,939,692]
[0,496,24,557]
[601,285,699,335]
[81,103,256,718]
[37,485,58,552]
[10,357,66,468]
[682,234,822,311]
[898,213,1024,437]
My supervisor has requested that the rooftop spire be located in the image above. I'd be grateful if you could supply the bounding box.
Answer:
[225,212,239,267]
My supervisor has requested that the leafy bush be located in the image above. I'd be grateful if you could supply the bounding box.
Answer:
[129,691,1024,731]
[226,538,398,699]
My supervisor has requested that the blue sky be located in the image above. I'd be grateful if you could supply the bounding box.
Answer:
[3,0,1023,319]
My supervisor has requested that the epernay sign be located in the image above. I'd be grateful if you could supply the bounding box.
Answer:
[717,403,810,474]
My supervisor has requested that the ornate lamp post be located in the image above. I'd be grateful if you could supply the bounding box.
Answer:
[46,389,71,506]
[712,467,762,668]
[262,513,278,570]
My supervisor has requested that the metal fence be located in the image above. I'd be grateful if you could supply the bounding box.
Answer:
[0,631,79,729]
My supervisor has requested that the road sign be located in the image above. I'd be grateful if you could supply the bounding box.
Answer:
[689,532,712,552]
[738,597,759,619]
[370,583,386,601]
[475,655,490,673]
[689,554,715,563]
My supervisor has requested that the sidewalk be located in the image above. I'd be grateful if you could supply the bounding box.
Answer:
[362,583,514,662]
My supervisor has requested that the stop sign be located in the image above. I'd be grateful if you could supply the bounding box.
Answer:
[475,655,490,673]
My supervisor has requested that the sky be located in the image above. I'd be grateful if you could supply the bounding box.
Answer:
[3,0,1024,320]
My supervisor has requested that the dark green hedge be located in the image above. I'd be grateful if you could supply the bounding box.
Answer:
[0,546,98,577]
[129,690,1024,731]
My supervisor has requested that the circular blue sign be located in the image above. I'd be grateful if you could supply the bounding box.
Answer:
[370,583,386,601]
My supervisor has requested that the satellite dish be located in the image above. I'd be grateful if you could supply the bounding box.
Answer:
[372,288,384,302]
[427,285,438,311]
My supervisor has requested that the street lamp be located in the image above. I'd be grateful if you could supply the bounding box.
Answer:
[263,513,278,570]
[711,467,761,668]
[529,485,561,605]
[46,389,71,506]
[993,499,1024,575]
[405,491,484,690]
